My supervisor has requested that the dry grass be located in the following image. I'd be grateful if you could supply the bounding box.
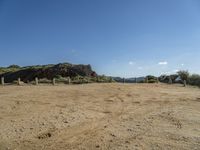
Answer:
[0,83,200,150]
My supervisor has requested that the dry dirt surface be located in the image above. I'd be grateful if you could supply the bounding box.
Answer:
[0,83,200,150]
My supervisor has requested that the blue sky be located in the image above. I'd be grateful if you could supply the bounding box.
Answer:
[0,0,200,77]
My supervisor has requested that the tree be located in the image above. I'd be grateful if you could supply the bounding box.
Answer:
[189,74,200,87]
[177,70,189,86]
[145,75,158,83]
[8,64,20,68]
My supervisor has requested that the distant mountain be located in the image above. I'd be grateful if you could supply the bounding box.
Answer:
[112,77,145,83]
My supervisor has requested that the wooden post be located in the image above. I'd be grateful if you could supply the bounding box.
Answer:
[77,76,80,82]
[109,77,112,83]
[35,77,38,85]
[17,78,21,85]
[1,77,4,86]
[135,77,137,83]
[146,77,149,83]
[123,78,125,84]
[52,78,56,85]
[169,77,172,84]
[157,77,159,83]
[68,77,71,84]
[183,80,187,87]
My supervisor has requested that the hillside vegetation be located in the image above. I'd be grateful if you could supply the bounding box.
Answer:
[0,63,115,84]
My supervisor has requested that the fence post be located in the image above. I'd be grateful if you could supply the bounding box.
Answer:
[123,78,125,84]
[1,77,4,86]
[183,80,187,87]
[35,77,38,85]
[135,77,137,83]
[17,78,21,85]
[169,77,172,84]
[157,77,159,83]
[109,77,112,83]
[77,76,80,82]
[96,77,99,82]
[86,78,89,83]
[68,77,71,84]
[52,78,56,85]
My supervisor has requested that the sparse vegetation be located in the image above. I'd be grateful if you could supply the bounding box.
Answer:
[146,75,158,83]
[1,64,200,87]
[0,63,97,83]
[148,79,158,83]
[158,71,200,88]
[8,64,21,68]
[177,70,189,82]
[38,78,52,84]
[188,74,200,87]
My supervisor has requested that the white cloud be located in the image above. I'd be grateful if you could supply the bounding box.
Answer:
[173,69,179,73]
[181,64,184,66]
[158,61,168,65]
[129,61,134,65]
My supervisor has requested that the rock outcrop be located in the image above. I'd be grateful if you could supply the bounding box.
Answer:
[0,63,97,83]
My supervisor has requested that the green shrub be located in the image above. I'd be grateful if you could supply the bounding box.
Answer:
[55,75,63,79]
[177,70,189,81]
[71,75,84,84]
[148,79,158,83]
[138,80,145,83]
[146,75,157,80]
[145,75,158,83]
[38,78,52,83]
[55,77,70,84]
[97,75,114,83]
[189,74,200,87]
[8,65,20,68]
[90,77,98,82]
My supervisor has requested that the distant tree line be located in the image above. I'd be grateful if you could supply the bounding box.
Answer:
[180,71,200,87]
[158,70,200,87]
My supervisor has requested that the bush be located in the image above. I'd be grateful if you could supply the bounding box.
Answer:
[55,76,70,84]
[189,74,200,87]
[148,79,158,83]
[55,75,63,79]
[146,75,158,83]
[38,78,52,83]
[138,80,145,83]
[8,65,21,68]
[177,70,189,81]
[71,75,86,84]
[97,75,108,83]
[0,65,21,74]
[146,75,157,80]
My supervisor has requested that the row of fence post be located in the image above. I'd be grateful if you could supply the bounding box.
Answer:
[1,76,187,86]
[0,77,71,86]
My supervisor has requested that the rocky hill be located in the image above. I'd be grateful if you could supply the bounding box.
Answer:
[0,63,97,83]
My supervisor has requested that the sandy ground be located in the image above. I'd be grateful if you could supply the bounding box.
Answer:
[0,83,200,150]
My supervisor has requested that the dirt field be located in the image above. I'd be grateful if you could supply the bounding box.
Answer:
[0,83,200,150]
